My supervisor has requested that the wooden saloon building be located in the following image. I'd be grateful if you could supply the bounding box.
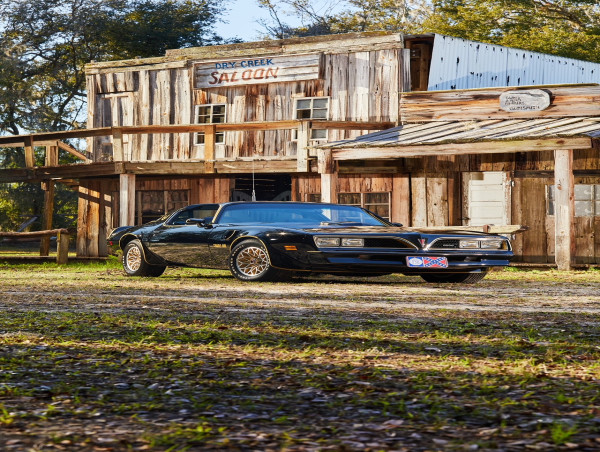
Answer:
[2,32,600,269]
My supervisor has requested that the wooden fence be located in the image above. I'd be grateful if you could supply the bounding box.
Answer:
[0,229,71,264]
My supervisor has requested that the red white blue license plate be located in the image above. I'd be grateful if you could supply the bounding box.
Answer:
[407,256,449,268]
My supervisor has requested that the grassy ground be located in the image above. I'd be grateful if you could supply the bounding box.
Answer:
[0,260,599,451]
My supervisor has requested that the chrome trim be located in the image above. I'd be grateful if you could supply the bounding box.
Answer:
[314,235,418,250]
[427,236,510,251]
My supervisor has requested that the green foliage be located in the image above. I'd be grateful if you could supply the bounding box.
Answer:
[0,0,229,229]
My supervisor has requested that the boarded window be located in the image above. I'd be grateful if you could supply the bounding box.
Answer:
[547,184,600,217]
[137,190,189,224]
[195,104,226,145]
[338,192,391,220]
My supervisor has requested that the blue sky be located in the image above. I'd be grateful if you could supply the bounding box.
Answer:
[215,0,347,42]
[215,1,283,42]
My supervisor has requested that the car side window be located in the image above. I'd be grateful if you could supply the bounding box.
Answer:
[167,205,219,226]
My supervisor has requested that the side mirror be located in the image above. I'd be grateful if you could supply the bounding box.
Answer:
[392,222,403,227]
[185,218,213,228]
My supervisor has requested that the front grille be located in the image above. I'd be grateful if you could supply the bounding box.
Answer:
[429,239,460,249]
[363,237,416,249]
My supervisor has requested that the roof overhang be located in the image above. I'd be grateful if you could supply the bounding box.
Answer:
[320,117,600,160]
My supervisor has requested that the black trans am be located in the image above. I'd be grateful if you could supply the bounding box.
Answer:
[107,202,513,284]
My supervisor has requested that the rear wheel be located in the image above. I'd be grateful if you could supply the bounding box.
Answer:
[420,270,488,284]
[122,240,166,277]
[229,239,284,282]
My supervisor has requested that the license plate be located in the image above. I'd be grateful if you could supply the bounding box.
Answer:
[407,256,449,268]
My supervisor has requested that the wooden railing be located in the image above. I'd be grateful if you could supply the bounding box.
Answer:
[0,229,71,264]
[0,120,395,173]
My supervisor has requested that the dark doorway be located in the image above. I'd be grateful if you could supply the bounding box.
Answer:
[231,174,291,201]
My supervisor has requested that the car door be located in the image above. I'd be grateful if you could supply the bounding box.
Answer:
[145,204,219,267]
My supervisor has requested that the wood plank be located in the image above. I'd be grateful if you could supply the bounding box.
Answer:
[411,173,427,227]
[39,181,55,256]
[56,232,70,265]
[554,149,575,269]
[392,173,410,225]
[119,173,136,226]
[401,85,600,122]
[332,137,593,159]
[426,175,448,226]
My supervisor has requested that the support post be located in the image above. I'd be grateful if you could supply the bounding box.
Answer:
[56,231,70,265]
[119,173,136,226]
[554,149,575,270]
[204,124,216,173]
[297,121,311,173]
[24,135,35,168]
[113,127,124,161]
[39,180,55,256]
[318,149,337,203]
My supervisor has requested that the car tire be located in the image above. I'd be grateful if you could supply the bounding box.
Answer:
[420,270,488,284]
[229,239,282,282]
[122,240,166,277]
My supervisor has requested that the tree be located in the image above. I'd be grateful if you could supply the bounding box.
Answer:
[257,0,430,38]
[0,0,229,231]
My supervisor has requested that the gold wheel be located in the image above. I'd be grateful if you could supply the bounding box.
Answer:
[235,246,269,277]
[125,245,142,272]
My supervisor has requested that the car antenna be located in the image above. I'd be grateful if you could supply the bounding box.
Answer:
[251,154,256,201]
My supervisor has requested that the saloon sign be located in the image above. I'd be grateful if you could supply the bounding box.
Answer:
[194,54,321,89]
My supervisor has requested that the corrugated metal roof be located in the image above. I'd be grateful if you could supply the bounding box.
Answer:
[323,117,600,149]
[429,35,600,90]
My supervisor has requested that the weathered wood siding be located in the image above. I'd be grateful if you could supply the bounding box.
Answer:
[87,48,402,162]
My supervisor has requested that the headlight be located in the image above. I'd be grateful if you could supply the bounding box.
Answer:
[314,237,365,248]
[315,237,340,247]
[459,239,505,249]
[341,238,364,247]
[459,239,480,249]
[480,239,504,249]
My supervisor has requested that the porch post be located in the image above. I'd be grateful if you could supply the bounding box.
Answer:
[318,149,337,203]
[119,173,136,226]
[554,149,575,270]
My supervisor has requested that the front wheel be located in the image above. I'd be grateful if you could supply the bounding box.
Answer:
[420,270,488,284]
[229,239,283,282]
[122,240,166,277]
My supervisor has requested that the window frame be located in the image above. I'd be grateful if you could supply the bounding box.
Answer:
[194,103,227,146]
[292,97,330,142]
[338,192,392,220]
[547,184,600,217]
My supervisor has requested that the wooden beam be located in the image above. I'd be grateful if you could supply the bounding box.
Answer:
[332,137,593,160]
[45,145,59,167]
[554,149,575,270]
[119,173,136,226]
[401,85,600,122]
[297,121,310,172]
[318,148,337,203]
[56,231,70,265]
[204,124,216,173]
[112,127,124,161]
[24,135,35,168]
[56,141,88,161]
[39,180,55,256]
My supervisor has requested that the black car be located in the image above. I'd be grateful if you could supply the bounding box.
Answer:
[107,201,513,283]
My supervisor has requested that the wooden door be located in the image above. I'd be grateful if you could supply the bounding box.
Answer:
[463,172,511,226]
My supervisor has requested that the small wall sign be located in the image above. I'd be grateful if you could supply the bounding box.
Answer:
[499,89,551,112]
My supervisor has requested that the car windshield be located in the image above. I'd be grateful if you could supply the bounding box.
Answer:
[215,203,388,227]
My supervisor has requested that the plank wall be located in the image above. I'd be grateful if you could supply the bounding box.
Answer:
[87,49,402,162]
